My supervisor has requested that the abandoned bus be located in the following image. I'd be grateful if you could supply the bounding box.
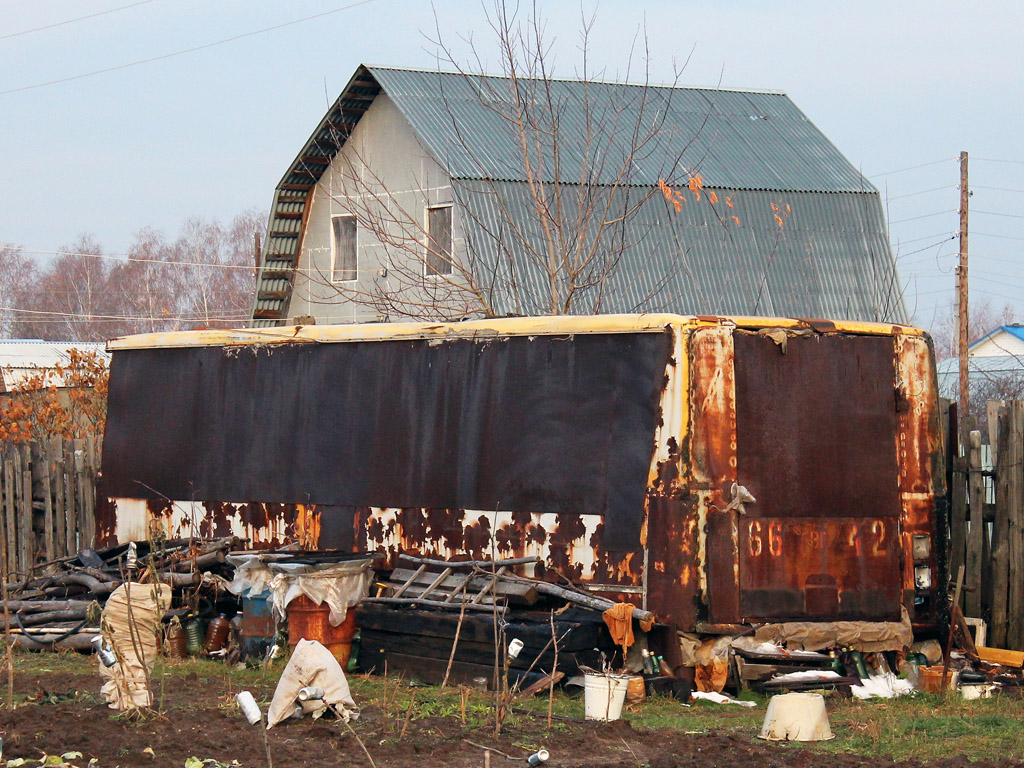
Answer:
[101,314,944,634]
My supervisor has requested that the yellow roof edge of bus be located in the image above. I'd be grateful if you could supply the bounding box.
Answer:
[106,314,926,352]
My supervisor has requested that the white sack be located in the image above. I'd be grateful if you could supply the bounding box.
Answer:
[99,581,173,710]
[267,639,357,728]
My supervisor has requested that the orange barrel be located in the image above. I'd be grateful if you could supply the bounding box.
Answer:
[286,594,358,667]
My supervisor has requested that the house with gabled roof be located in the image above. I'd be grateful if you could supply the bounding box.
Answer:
[937,325,1024,399]
[250,64,907,327]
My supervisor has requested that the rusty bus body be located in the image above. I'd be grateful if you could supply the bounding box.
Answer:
[101,314,945,633]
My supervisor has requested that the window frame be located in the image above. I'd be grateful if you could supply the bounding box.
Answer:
[424,204,454,277]
[330,214,358,283]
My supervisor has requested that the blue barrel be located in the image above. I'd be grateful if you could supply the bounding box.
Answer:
[240,591,276,660]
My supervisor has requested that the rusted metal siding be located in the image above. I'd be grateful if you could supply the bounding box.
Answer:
[687,326,740,624]
[733,331,903,621]
[894,334,945,626]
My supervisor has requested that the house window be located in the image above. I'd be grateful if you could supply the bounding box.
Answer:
[426,205,453,276]
[332,215,357,282]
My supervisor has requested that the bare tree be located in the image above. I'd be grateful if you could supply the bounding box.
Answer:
[0,244,37,338]
[931,296,1017,362]
[6,210,263,341]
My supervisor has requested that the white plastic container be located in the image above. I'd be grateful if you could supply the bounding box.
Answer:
[583,673,630,721]
[759,692,834,742]
[236,691,263,725]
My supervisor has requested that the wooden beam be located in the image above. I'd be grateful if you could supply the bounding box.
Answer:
[992,403,1012,647]
[1007,402,1024,650]
[965,429,985,618]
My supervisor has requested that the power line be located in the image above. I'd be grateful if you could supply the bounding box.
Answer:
[895,234,957,259]
[0,306,251,323]
[869,158,954,178]
[890,210,958,225]
[973,185,1024,195]
[975,210,1024,220]
[18,247,260,271]
[0,0,376,97]
[974,158,1024,166]
[891,230,957,246]
[886,185,954,202]
[975,231,1024,242]
[0,0,158,41]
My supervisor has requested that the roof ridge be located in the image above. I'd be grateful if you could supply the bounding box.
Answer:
[364,64,787,96]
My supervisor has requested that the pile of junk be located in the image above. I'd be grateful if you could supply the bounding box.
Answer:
[11,540,1024,716]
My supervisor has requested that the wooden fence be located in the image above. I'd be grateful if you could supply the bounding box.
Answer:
[949,400,1024,650]
[0,438,101,580]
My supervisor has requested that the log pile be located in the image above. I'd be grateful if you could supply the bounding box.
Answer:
[1,537,240,651]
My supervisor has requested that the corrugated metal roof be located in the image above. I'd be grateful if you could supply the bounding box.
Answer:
[455,180,907,322]
[369,67,875,193]
[0,341,109,392]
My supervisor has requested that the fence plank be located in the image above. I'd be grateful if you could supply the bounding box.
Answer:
[74,438,94,549]
[1007,403,1024,650]
[2,447,15,577]
[63,441,77,556]
[38,441,55,562]
[966,429,985,618]
[992,405,1012,647]
[18,443,33,576]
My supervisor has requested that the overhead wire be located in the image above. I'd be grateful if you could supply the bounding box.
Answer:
[973,185,1024,194]
[889,210,958,225]
[974,210,1024,220]
[886,185,955,201]
[0,306,251,323]
[868,158,954,178]
[0,0,376,96]
[0,0,158,41]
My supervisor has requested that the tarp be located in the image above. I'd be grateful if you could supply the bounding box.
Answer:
[227,555,373,626]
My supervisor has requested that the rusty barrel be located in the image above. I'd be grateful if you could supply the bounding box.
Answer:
[286,594,357,668]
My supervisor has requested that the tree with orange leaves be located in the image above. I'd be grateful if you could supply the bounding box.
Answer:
[0,349,109,444]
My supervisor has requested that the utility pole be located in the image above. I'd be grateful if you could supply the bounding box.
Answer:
[958,150,970,415]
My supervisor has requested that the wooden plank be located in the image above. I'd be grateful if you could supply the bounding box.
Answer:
[1007,402,1024,650]
[50,440,66,558]
[988,400,1005,466]
[949,455,967,598]
[63,441,77,556]
[39,441,55,562]
[965,428,985,617]
[976,645,1024,668]
[79,438,95,548]
[52,440,68,557]
[18,443,33,575]
[2,446,15,576]
[991,404,1012,647]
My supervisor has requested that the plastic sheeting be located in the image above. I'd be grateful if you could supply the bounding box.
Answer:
[99,581,173,710]
[227,555,374,627]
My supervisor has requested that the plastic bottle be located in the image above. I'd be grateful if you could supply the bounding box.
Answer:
[166,622,188,659]
[205,614,230,653]
[184,617,204,656]
[640,649,656,675]
[657,656,674,677]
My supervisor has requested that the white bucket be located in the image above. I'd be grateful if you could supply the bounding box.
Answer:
[759,692,834,742]
[583,673,630,721]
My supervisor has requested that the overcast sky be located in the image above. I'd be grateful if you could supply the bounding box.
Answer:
[2,0,1022,333]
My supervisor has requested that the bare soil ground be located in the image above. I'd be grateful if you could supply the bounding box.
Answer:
[2,652,1024,768]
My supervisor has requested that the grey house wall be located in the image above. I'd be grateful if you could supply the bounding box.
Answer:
[288,94,462,324]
